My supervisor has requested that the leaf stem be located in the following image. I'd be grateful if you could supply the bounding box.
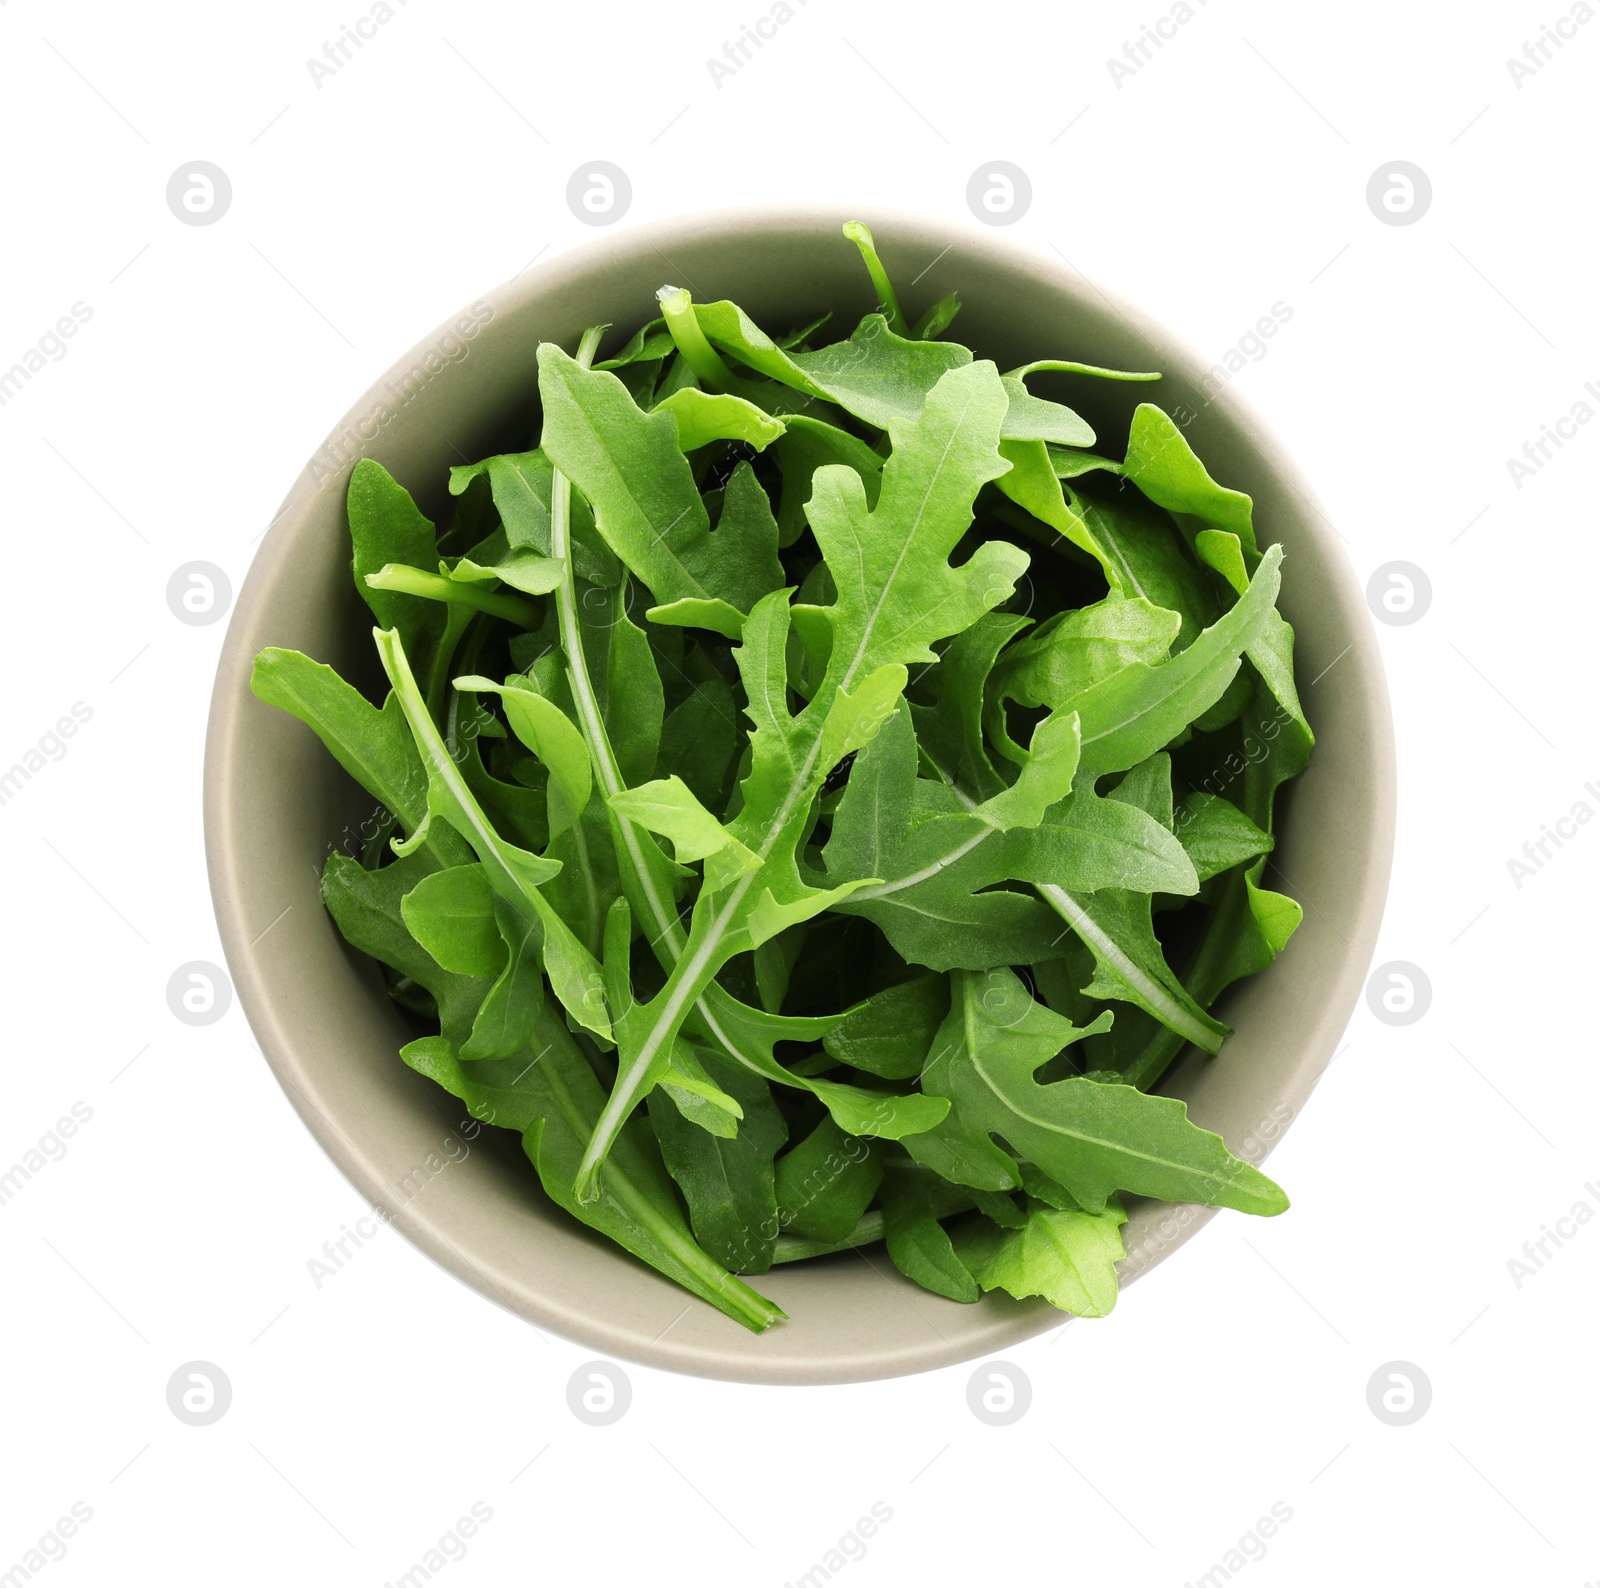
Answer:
[657,286,734,390]
[842,221,909,338]
[365,565,539,626]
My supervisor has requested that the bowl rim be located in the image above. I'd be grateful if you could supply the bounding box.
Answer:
[205,203,1396,1383]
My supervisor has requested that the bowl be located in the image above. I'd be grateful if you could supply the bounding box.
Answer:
[204,205,1395,1385]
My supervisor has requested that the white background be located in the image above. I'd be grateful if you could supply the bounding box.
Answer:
[2,0,1596,1583]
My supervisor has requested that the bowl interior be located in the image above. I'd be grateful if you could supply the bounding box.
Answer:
[205,207,1394,1384]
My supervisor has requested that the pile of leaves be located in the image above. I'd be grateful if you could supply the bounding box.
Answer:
[253,222,1311,1332]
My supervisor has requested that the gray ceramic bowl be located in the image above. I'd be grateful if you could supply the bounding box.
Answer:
[205,206,1395,1385]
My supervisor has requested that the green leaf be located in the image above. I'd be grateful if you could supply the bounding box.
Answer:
[1124,403,1257,552]
[822,975,949,1080]
[924,970,1288,1216]
[690,986,949,1141]
[911,291,961,340]
[994,438,1120,588]
[538,346,784,623]
[658,1042,745,1139]
[771,415,883,548]
[1174,793,1274,883]
[657,665,738,813]
[1069,475,1223,647]
[881,1165,980,1303]
[989,596,1180,727]
[401,864,506,978]
[774,1117,883,1243]
[321,850,490,1048]
[453,548,567,596]
[250,648,459,862]
[363,562,540,627]
[1067,545,1283,778]
[649,1050,788,1273]
[1047,446,1125,479]
[448,448,619,587]
[595,317,673,369]
[999,374,1095,446]
[401,1021,784,1331]
[461,899,545,1060]
[1194,527,1314,756]
[790,314,973,429]
[347,459,445,661]
[824,707,1196,972]
[454,676,593,839]
[653,387,786,452]
[375,626,611,1045]
[607,775,757,870]
[953,1200,1127,1317]
[912,611,1031,799]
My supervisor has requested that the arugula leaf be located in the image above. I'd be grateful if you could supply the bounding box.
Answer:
[823,706,1196,973]
[347,460,446,662]
[650,1049,787,1272]
[653,387,786,453]
[771,416,883,548]
[448,448,619,587]
[1066,544,1283,778]
[321,850,490,1048]
[250,648,465,865]
[775,1117,883,1243]
[1175,792,1273,882]
[453,676,592,839]
[953,1200,1127,1317]
[461,899,545,1060]
[923,969,1287,1215]
[881,1164,980,1302]
[401,864,506,977]
[1124,404,1256,551]
[822,975,949,1080]
[402,1022,785,1331]
[376,625,611,1045]
[998,373,1095,447]
[538,347,785,634]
